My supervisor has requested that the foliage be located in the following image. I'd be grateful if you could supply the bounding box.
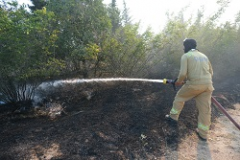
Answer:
[0,3,64,104]
[102,24,153,77]
[0,0,240,105]
[29,0,47,11]
[45,0,111,78]
[151,2,240,80]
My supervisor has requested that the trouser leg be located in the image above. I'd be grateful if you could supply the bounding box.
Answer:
[195,91,212,139]
[169,85,196,121]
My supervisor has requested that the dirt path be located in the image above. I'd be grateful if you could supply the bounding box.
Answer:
[166,103,240,160]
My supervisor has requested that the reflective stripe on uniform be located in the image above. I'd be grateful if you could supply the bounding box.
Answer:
[198,123,209,131]
[170,108,179,114]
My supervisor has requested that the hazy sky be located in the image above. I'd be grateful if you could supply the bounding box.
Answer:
[103,0,240,33]
[17,0,240,33]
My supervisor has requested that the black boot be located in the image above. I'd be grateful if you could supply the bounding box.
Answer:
[165,114,178,127]
[196,129,207,141]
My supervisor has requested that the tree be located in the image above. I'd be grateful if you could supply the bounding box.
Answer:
[0,4,65,104]
[45,0,111,78]
[122,0,131,25]
[29,0,47,11]
[101,24,153,77]
[108,0,121,33]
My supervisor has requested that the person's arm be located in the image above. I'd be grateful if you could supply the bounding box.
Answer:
[208,61,213,76]
[176,55,187,86]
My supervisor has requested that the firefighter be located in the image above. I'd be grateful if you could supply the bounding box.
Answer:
[165,38,214,141]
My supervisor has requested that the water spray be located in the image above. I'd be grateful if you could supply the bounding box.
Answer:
[61,78,164,84]
[56,78,177,89]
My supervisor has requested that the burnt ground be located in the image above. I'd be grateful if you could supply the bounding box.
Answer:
[0,80,239,160]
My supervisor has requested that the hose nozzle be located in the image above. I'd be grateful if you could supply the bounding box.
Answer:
[163,78,178,91]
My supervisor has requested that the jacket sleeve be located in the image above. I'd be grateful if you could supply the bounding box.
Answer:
[208,61,213,76]
[177,55,187,82]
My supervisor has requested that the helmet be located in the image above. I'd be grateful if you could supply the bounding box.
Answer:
[183,38,197,53]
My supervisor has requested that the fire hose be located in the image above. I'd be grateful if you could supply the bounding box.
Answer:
[211,97,240,130]
[164,78,240,131]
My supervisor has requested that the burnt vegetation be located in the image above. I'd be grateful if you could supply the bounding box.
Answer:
[0,80,240,159]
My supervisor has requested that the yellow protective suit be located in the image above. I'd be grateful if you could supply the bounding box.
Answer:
[169,49,214,139]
